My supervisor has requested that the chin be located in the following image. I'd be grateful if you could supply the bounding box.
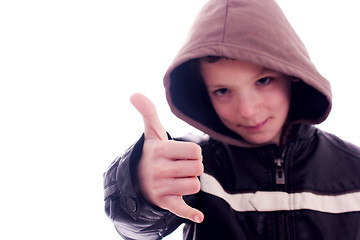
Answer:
[248,139,273,145]
[242,135,277,145]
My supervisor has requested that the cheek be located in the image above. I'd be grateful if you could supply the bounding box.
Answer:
[270,85,291,114]
[212,101,232,120]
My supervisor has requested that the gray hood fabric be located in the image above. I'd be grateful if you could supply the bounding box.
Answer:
[163,0,331,147]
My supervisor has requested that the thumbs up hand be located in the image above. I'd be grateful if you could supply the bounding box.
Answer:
[130,93,204,223]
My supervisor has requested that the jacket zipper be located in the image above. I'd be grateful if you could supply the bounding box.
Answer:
[275,157,285,185]
[274,146,287,187]
[273,147,287,240]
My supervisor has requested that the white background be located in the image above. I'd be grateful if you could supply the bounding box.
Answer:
[0,1,359,239]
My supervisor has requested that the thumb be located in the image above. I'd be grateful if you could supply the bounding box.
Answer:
[165,196,204,223]
[130,93,167,140]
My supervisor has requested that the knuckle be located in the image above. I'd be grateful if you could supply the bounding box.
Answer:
[187,142,202,157]
[152,141,166,156]
[193,162,204,176]
[189,178,201,193]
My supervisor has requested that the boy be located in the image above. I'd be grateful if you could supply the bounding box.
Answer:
[104,0,360,239]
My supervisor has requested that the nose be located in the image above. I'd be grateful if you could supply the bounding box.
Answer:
[236,93,259,119]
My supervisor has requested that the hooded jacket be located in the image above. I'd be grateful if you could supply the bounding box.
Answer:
[103,0,360,239]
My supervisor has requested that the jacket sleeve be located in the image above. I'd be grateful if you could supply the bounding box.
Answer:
[103,135,184,240]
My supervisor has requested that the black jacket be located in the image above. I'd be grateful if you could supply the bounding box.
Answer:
[103,124,360,239]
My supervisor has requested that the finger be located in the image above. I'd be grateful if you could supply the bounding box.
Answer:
[154,160,204,178]
[160,141,202,160]
[164,196,204,223]
[130,93,167,140]
[156,177,201,196]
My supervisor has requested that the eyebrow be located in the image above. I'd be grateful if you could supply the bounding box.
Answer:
[255,67,273,79]
[254,67,279,79]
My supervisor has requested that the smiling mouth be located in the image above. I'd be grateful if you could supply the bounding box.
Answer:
[241,119,269,131]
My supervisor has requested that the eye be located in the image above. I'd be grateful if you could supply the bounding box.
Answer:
[213,88,230,96]
[256,77,273,86]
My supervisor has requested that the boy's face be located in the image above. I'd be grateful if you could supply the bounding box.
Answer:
[200,58,291,145]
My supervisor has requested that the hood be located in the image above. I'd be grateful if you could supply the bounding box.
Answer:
[163,0,332,147]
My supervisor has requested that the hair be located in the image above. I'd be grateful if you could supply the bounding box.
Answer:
[190,56,233,81]
[203,56,222,63]
[203,56,235,63]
